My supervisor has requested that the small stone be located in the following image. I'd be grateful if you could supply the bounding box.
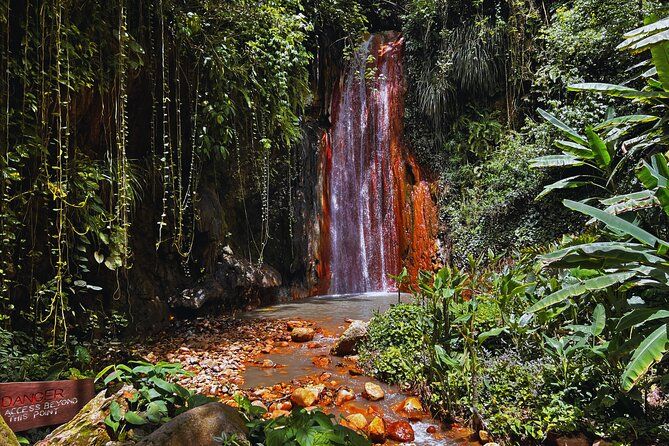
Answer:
[426,425,437,434]
[367,416,386,443]
[395,396,425,420]
[291,327,315,342]
[387,420,415,442]
[312,355,331,368]
[335,388,356,406]
[345,413,368,430]
[260,359,275,368]
[277,401,292,411]
[363,382,385,401]
[269,410,290,419]
[291,387,319,407]
[251,400,267,411]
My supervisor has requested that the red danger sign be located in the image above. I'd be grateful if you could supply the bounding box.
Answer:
[0,379,95,432]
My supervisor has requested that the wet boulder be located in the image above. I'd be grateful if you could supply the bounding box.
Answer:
[345,413,368,430]
[387,420,415,442]
[35,385,133,446]
[168,252,281,310]
[136,402,248,446]
[334,388,355,406]
[330,320,368,356]
[363,382,385,401]
[394,396,426,420]
[291,387,320,407]
[0,414,20,446]
[367,416,386,443]
[290,327,315,342]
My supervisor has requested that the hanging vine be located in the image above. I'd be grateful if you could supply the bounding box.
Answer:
[1,0,312,345]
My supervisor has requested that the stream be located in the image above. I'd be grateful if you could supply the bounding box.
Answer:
[242,292,476,445]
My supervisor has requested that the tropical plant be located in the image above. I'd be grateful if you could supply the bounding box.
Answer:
[529,107,660,200]
[96,361,215,438]
[529,14,669,392]
[233,394,370,446]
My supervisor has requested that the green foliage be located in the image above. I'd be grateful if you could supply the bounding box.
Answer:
[530,15,669,393]
[96,361,216,438]
[359,303,428,384]
[233,394,371,446]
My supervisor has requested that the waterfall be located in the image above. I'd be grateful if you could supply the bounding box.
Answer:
[322,33,407,294]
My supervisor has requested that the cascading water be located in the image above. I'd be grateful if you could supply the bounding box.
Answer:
[320,32,427,294]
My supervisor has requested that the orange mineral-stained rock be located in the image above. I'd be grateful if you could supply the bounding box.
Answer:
[311,355,331,368]
[291,387,319,407]
[394,396,426,420]
[363,382,385,401]
[287,320,305,329]
[269,409,290,419]
[335,388,355,406]
[345,413,368,431]
[367,416,386,443]
[291,327,315,342]
[387,420,415,442]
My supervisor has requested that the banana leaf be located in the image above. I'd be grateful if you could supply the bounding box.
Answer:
[530,154,586,168]
[600,190,657,215]
[622,17,669,40]
[535,176,593,200]
[537,108,587,146]
[586,126,611,168]
[564,199,668,249]
[555,139,594,158]
[568,83,669,99]
[594,114,659,130]
[540,242,665,268]
[621,323,669,391]
[617,309,669,331]
[526,271,637,313]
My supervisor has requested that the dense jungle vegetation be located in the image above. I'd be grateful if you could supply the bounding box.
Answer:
[2,0,669,445]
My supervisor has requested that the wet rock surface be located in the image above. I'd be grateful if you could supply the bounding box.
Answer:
[35,385,133,446]
[168,252,281,310]
[136,402,248,446]
[129,294,475,445]
[330,320,368,356]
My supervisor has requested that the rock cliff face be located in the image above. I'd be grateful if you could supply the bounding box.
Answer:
[104,32,439,332]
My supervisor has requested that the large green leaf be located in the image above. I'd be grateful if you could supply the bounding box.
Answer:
[564,199,667,248]
[621,324,669,391]
[536,176,592,200]
[600,190,656,215]
[651,40,669,91]
[585,126,611,168]
[568,83,669,99]
[530,155,585,168]
[637,154,669,189]
[592,303,606,336]
[526,271,637,313]
[554,140,593,158]
[541,242,665,269]
[617,309,669,331]
[537,108,587,145]
[624,30,669,53]
[622,17,669,40]
[594,115,659,130]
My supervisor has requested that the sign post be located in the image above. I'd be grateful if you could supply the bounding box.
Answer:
[0,379,95,432]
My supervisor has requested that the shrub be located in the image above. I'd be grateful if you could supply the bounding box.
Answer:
[359,304,428,384]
